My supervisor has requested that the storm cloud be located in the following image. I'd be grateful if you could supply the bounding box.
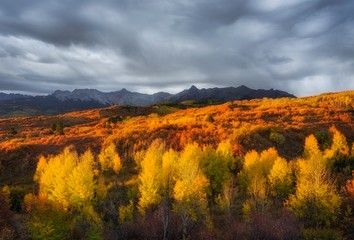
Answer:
[0,0,353,96]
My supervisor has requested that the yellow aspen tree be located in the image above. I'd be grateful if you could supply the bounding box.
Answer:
[239,148,279,217]
[242,177,268,218]
[137,142,178,239]
[329,126,349,156]
[36,147,97,209]
[98,141,122,174]
[214,140,234,184]
[138,141,164,214]
[259,147,279,175]
[201,141,234,204]
[215,140,236,213]
[237,150,260,196]
[304,134,322,159]
[161,149,178,196]
[173,143,209,240]
[243,150,260,170]
[324,127,350,173]
[287,135,341,227]
[38,147,77,209]
[161,149,178,240]
[33,155,47,182]
[239,148,279,195]
[216,140,234,166]
[268,156,294,200]
[31,147,100,239]
[67,150,96,207]
[200,146,218,199]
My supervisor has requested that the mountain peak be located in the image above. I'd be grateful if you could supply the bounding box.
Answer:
[238,85,250,90]
[72,88,101,93]
[189,85,198,90]
[120,88,129,93]
[53,90,70,94]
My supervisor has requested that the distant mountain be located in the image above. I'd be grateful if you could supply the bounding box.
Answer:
[52,88,172,106]
[0,85,295,117]
[0,96,107,118]
[51,85,295,105]
[0,92,31,101]
[169,85,296,102]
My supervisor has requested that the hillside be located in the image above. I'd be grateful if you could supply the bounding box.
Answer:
[1,90,354,239]
[1,90,353,183]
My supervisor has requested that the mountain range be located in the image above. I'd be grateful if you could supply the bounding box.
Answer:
[52,85,295,104]
[0,85,296,117]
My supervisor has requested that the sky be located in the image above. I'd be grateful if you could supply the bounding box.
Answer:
[0,0,353,97]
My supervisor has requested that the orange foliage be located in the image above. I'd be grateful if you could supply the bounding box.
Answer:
[1,90,354,184]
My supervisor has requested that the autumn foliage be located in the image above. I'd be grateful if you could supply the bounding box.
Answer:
[0,91,354,239]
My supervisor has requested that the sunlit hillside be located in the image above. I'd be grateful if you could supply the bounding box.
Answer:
[1,91,353,181]
[1,90,354,239]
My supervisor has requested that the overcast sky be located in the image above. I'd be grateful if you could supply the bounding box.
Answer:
[0,0,353,96]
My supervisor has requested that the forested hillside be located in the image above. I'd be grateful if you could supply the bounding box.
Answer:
[1,91,354,239]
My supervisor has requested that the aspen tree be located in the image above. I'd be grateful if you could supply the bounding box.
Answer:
[287,135,341,227]
[138,141,164,213]
[173,143,209,240]
[98,141,122,174]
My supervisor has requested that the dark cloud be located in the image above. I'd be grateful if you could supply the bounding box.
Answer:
[0,72,49,94]
[0,0,353,96]
[264,53,293,65]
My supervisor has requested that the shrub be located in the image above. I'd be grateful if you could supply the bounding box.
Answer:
[205,114,215,123]
[119,200,134,223]
[269,132,285,145]
[301,228,345,240]
[9,127,17,135]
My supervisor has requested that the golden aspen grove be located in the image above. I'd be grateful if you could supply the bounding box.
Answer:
[1,91,354,239]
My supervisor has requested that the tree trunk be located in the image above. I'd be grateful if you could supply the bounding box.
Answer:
[162,200,170,240]
[182,213,188,240]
